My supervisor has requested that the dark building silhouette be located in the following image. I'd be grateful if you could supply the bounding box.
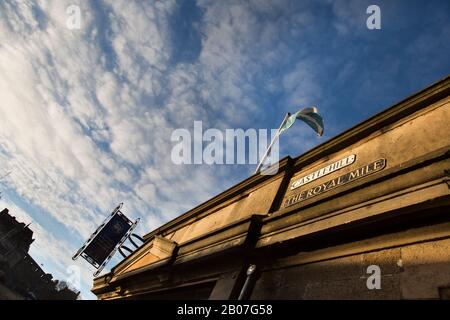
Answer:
[0,208,80,300]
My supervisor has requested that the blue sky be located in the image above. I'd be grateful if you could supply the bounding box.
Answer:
[0,0,449,300]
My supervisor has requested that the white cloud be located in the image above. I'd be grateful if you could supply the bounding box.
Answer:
[0,0,327,299]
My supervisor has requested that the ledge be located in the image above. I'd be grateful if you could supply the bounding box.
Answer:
[174,214,263,265]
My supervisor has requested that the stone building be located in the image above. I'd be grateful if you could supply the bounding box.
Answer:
[0,208,80,300]
[92,75,450,300]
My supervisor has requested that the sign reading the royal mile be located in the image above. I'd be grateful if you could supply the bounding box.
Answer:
[291,154,356,190]
[284,159,386,208]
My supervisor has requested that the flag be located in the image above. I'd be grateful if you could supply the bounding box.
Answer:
[280,106,324,136]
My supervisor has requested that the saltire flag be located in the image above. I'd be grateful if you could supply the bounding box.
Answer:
[279,106,324,136]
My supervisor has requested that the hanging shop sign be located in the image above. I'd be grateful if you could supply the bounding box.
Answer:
[291,154,356,190]
[284,158,386,208]
[72,203,140,276]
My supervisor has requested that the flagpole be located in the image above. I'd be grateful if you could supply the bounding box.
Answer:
[255,112,290,174]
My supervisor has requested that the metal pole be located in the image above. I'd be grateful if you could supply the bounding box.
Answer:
[238,264,257,300]
[254,113,290,174]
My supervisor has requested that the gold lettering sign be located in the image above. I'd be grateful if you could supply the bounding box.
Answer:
[291,154,356,190]
[284,159,386,208]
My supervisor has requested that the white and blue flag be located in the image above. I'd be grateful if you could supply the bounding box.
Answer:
[280,106,324,136]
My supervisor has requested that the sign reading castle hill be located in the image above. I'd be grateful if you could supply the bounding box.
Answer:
[284,159,386,208]
[291,154,356,190]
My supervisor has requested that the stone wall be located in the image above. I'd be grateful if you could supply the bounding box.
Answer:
[251,224,450,300]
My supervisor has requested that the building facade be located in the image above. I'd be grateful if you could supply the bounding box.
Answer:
[0,208,79,300]
[93,76,450,300]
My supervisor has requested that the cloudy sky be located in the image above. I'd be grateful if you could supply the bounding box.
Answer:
[0,0,449,299]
